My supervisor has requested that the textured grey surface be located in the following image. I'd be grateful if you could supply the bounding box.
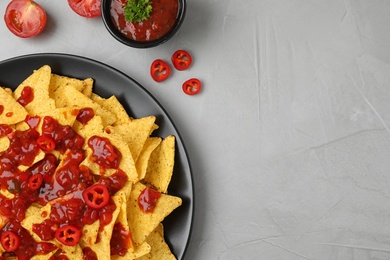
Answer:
[1,0,390,259]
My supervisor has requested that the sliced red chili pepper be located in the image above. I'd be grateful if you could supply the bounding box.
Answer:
[171,50,192,71]
[36,135,56,152]
[55,224,81,246]
[28,174,43,190]
[150,59,170,82]
[182,78,202,95]
[82,184,110,209]
[1,231,21,252]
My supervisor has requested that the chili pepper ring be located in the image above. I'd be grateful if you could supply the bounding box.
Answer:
[150,59,171,82]
[182,78,202,95]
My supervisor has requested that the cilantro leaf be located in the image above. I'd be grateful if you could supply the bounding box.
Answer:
[124,0,153,23]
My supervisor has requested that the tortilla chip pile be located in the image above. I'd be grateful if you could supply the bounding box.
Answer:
[0,65,182,259]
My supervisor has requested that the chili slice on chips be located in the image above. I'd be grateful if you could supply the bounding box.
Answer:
[1,231,21,252]
[82,183,110,209]
[28,173,43,190]
[36,135,56,152]
[55,224,81,246]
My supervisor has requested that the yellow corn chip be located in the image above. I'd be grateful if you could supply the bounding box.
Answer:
[111,242,151,260]
[0,87,28,125]
[52,84,116,126]
[136,137,162,181]
[136,224,176,260]
[91,94,132,125]
[127,182,181,246]
[13,65,56,115]
[106,116,156,163]
[81,219,100,246]
[0,136,10,153]
[143,136,175,193]
[49,74,85,93]
[82,78,94,97]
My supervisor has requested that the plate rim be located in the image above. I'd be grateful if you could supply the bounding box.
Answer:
[0,52,194,260]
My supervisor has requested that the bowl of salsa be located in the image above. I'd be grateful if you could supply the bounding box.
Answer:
[101,0,186,48]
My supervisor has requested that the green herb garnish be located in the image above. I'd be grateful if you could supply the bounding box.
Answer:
[124,0,153,23]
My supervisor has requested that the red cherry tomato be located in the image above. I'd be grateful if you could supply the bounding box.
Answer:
[4,0,47,38]
[171,50,192,71]
[55,224,81,246]
[28,173,43,190]
[36,135,56,152]
[68,0,101,18]
[82,184,110,209]
[182,78,202,95]
[1,231,21,252]
[150,59,171,82]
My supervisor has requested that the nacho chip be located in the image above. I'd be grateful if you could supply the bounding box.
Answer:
[82,219,100,246]
[136,224,176,260]
[136,137,162,181]
[2,87,12,95]
[0,136,10,153]
[52,83,116,126]
[0,87,28,125]
[82,78,94,97]
[111,242,151,260]
[91,94,132,125]
[106,116,157,163]
[50,74,85,93]
[50,73,94,96]
[13,65,56,115]
[35,107,79,134]
[143,136,176,193]
[127,182,182,246]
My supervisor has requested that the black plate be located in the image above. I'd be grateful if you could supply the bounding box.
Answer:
[0,53,193,259]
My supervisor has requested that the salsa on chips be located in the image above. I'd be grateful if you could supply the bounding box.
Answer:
[0,65,181,260]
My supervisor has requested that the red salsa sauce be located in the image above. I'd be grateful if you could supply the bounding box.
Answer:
[110,0,179,42]
[76,107,95,125]
[82,247,98,260]
[25,115,41,129]
[110,222,132,256]
[17,86,34,107]
[88,136,122,173]
[138,186,161,213]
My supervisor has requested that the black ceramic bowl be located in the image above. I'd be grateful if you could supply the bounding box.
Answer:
[101,0,186,48]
